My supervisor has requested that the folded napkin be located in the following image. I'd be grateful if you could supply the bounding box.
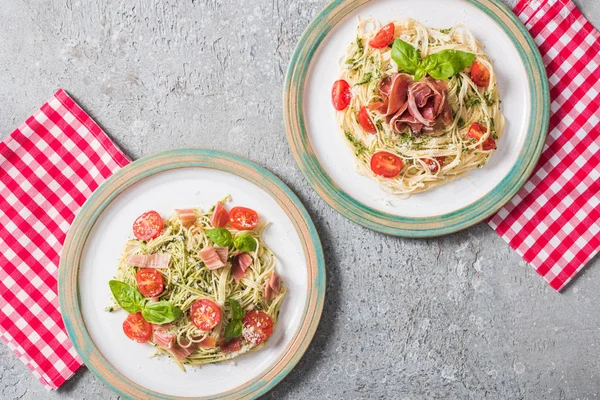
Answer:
[489,0,600,290]
[0,89,130,389]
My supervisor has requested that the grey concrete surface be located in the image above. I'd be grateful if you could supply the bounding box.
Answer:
[1,0,599,399]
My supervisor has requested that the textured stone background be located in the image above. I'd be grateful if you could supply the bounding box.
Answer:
[2,0,600,399]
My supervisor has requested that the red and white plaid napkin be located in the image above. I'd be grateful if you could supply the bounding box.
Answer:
[0,89,130,389]
[489,0,600,291]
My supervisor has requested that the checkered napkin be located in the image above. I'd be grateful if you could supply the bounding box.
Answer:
[0,89,130,389]
[489,0,600,291]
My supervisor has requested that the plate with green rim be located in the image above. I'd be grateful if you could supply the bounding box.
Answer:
[58,149,325,399]
[283,0,549,237]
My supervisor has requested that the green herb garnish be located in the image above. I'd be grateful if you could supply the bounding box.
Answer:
[391,39,475,81]
[224,298,244,340]
[233,233,257,252]
[108,280,182,325]
[465,96,481,107]
[345,131,367,156]
[206,228,233,247]
[355,72,373,86]
[483,91,495,106]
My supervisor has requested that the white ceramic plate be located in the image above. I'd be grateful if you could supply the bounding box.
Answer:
[59,150,325,399]
[284,0,548,236]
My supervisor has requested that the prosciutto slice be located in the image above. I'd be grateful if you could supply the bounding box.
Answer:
[176,209,196,228]
[371,75,453,134]
[368,73,412,116]
[214,246,229,263]
[169,341,200,361]
[264,272,281,303]
[198,336,217,349]
[219,337,241,353]
[153,327,175,349]
[231,252,252,283]
[210,202,229,228]
[199,246,226,270]
[127,253,171,269]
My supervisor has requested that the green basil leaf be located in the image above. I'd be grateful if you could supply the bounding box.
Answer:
[423,50,475,80]
[224,320,243,340]
[391,39,422,74]
[109,280,145,314]
[141,301,183,324]
[414,67,427,81]
[206,228,233,247]
[229,298,243,320]
[233,233,257,252]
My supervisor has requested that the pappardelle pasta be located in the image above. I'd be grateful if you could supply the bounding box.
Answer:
[107,198,285,370]
[332,19,504,196]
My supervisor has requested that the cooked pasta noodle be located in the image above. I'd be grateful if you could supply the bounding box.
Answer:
[337,18,504,196]
[110,201,286,368]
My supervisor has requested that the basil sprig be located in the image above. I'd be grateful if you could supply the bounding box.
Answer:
[142,301,183,324]
[206,228,233,247]
[108,280,182,325]
[108,280,144,314]
[391,39,475,81]
[224,298,244,340]
[233,233,257,252]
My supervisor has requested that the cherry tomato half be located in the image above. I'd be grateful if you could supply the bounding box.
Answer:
[136,268,164,297]
[132,211,163,241]
[242,311,274,345]
[331,80,351,111]
[370,151,403,178]
[471,61,490,88]
[369,23,395,49]
[229,207,259,230]
[358,106,377,134]
[422,157,446,173]
[123,312,152,343]
[466,122,496,150]
[190,298,222,331]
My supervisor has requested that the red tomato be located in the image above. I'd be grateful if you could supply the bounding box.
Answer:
[122,312,152,343]
[358,106,377,134]
[422,157,446,173]
[229,207,259,230]
[190,299,222,331]
[242,311,274,345]
[136,268,164,297]
[466,122,496,150]
[481,137,497,150]
[369,22,395,49]
[370,152,403,178]
[132,211,163,241]
[471,61,490,87]
[331,80,351,111]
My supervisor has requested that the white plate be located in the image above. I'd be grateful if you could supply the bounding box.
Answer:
[284,0,549,236]
[59,150,325,399]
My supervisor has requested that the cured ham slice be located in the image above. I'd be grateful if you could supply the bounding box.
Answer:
[264,272,281,303]
[210,202,229,228]
[231,252,252,283]
[198,336,217,349]
[199,246,225,270]
[176,209,196,228]
[369,73,412,116]
[371,75,453,135]
[219,337,241,353]
[169,341,199,361]
[127,253,171,269]
[153,328,175,349]
[214,247,229,264]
